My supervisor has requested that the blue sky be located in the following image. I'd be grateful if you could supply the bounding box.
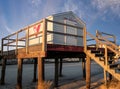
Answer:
[0,0,120,45]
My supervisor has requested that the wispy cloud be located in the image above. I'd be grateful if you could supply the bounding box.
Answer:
[30,0,42,7]
[4,25,13,34]
[1,0,120,38]
[0,14,13,34]
[62,0,99,30]
[92,0,120,17]
[63,0,85,19]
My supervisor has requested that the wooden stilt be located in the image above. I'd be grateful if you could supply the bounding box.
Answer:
[104,70,107,85]
[104,46,107,85]
[86,56,91,89]
[0,59,7,85]
[42,58,45,80]
[109,56,112,81]
[55,58,59,87]
[109,73,112,81]
[37,57,44,89]
[33,58,37,82]
[17,58,23,89]
[59,58,63,77]
[82,58,86,79]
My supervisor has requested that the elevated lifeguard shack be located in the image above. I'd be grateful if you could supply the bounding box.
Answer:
[1,11,120,89]
[0,11,86,89]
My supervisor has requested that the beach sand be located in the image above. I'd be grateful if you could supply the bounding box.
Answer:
[0,61,120,89]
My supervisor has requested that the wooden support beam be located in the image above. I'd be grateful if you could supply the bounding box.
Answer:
[42,19,47,52]
[37,57,44,89]
[0,59,7,85]
[33,58,37,82]
[86,56,91,89]
[82,58,86,79]
[42,58,45,80]
[17,58,23,89]
[104,46,108,85]
[109,56,112,81]
[59,58,63,77]
[104,70,107,86]
[54,58,59,87]
[84,27,87,52]
[26,26,29,54]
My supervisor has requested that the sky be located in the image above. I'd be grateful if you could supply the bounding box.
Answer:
[0,0,120,45]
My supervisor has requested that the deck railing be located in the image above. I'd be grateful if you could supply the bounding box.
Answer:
[1,19,84,56]
[86,31,120,63]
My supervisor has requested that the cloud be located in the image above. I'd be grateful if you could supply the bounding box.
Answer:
[0,14,13,34]
[63,0,78,12]
[62,0,101,30]
[91,0,120,17]
[4,25,13,34]
[28,0,42,7]
[63,0,85,18]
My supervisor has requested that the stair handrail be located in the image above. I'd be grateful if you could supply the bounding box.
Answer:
[97,36,120,58]
[96,30,116,44]
[87,32,104,46]
[87,31,120,59]
[97,36,119,50]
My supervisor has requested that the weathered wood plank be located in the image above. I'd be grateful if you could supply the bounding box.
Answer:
[33,58,37,82]
[37,57,44,89]
[86,56,91,89]
[54,58,59,87]
[17,58,23,89]
[0,59,7,85]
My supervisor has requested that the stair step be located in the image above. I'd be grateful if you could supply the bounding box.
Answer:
[108,60,114,64]
[109,63,119,69]
[91,50,100,53]
[115,68,120,73]
[108,52,115,56]
[99,57,105,61]
[95,53,104,57]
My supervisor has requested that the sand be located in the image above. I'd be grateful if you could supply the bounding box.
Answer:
[0,61,120,89]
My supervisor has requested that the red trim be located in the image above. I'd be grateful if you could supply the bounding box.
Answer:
[33,24,41,37]
[47,44,83,52]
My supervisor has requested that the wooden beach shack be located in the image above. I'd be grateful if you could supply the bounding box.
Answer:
[0,11,86,89]
[1,11,120,89]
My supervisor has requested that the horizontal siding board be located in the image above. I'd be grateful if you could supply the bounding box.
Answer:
[26,12,84,46]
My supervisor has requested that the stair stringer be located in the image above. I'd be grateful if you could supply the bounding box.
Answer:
[86,50,120,81]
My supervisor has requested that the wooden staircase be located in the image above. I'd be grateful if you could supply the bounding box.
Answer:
[86,49,120,81]
[84,30,120,87]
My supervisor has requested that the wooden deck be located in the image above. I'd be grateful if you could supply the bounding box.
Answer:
[2,44,84,59]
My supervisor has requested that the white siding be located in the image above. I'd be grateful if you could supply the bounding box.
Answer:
[66,36,77,46]
[26,12,84,46]
[53,34,64,44]
[66,20,77,35]
[28,22,43,45]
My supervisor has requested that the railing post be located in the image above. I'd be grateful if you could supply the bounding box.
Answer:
[1,39,3,55]
[113,36,116,44]
[7,37,10,55]
[42,19,47,52]
[83,27,87,52]
[105,45,108,67]
[104,45,108,85]
[26,26,29,54]
[16,32,18,54]
[96,30,99,50]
